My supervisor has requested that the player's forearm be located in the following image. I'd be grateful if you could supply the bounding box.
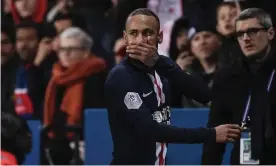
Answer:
[126,113,216,144]
[171,72,211,104]
[155,55,211,104]
[153,124,216,144]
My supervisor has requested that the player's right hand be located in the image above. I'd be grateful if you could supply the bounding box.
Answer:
[215,124,241,143]
[126,36,159,67]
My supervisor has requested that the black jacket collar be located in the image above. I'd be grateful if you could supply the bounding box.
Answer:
[126,56,155,74]
[228,44,276,78]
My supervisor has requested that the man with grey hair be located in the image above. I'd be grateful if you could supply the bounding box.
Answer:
[58,27,93,67]
[60,27,92,45]
[202,8,276,165]
[60,27,94,49]
[41,26,107,165]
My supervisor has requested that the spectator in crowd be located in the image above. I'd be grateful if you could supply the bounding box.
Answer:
[52,12,75,34]
[169,44,201,108]
[216,1,239,37]
[14,21,56,119]
[2,0,13,21]
[168,17,197,108]
[1,21,19,112]
[10,0,48,24]
[189,24,222,88]
[202,8,276,165]
[215,1,244,69]
[42,27,107,164]
[1,23,16,66]
[174,47,194,72]
[51,12,87,34]
[49,11,88,62]
[47,0,116,70]
[46,0,74,22]
[169,23,220,108]
[15,22,40,62]
[113,37,127,64]
[34,23,59,79]
[1,110,32,165]
[169,17,193,69]
[70,0,116,70]
[2,0,12,13]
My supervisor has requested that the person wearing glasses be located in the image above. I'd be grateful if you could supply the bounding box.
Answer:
[42,27,107,164]
[201,8,276,165]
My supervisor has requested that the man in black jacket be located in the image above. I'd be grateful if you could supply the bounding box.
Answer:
[202,8,276,165]
[1,110,32,165]
[105,8,241,165]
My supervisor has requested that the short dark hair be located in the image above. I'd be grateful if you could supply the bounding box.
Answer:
[1,21,15,42]
[53,12,74,23]
[15,21,42,39]
[126,8,160,30]
[236,8,273,28]
[216,2,236,18]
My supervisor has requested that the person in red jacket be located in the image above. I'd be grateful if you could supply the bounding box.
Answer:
[10,0,47,24]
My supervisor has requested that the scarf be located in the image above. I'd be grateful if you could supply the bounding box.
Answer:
[14,64,34,119]
[43,56,106,126]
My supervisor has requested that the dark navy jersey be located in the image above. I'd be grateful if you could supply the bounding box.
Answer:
[105,55,215,165]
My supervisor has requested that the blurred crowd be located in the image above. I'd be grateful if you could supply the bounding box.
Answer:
[2,0,276,113]
[1,0,276,164]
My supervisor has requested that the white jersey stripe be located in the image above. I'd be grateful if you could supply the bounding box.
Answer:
[148,71,167,165]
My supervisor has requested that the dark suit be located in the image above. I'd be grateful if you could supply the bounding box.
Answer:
[201,49,276,165]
